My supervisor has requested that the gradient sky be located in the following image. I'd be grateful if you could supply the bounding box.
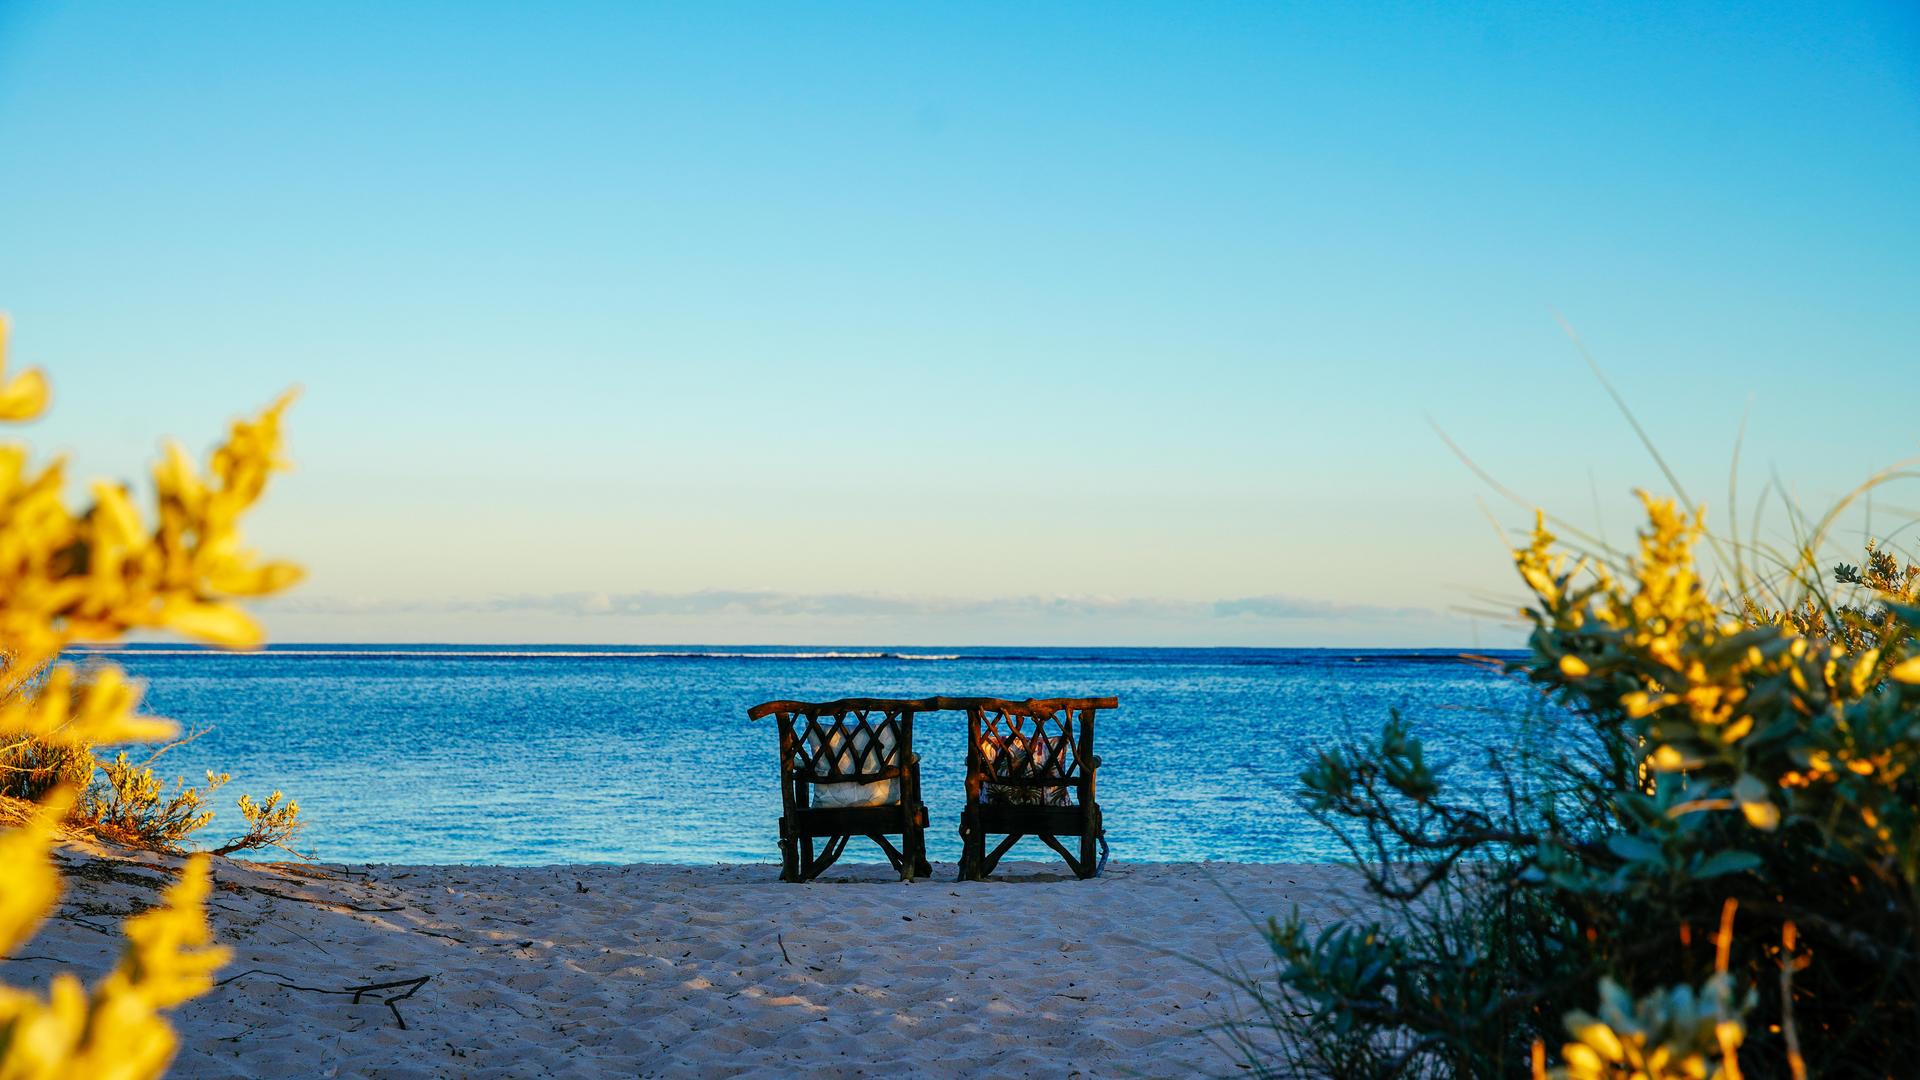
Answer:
[1,2,1915,645]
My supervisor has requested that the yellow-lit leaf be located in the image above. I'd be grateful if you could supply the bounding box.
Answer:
[158,601,264,649]
[0,815,60,955]
[0,367,50,422]
[204,560,305,597]
[0,315,50,422]
[1566,1019,1624,1062]
[1561,1042,1605,1072]
[89,481,146,549]
[108,854,230,1008]
[1649,744,1689,771]
[1850,649,1881,696]
[1739,799,1781,831]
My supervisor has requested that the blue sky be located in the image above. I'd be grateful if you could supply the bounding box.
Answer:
[0,2,1915,645]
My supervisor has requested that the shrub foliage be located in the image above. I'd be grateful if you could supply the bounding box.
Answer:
[0,316,302,1077]
[1243,493,1919,1078]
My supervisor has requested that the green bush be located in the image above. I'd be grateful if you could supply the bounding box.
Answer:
[1238,494,1919,1079]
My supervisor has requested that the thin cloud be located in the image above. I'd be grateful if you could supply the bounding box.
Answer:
[280,589,1433,621]
[1211,595,1429,620]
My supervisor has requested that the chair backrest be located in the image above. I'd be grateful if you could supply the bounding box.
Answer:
[747,695,1116,810]
[748,699,925,808]
[961,697,1114,807]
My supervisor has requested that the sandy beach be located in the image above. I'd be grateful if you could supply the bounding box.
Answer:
[12,846,1378,1079]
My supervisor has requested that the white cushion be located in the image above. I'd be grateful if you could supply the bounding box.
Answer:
[812,778,899,808]
[810,724,900,808]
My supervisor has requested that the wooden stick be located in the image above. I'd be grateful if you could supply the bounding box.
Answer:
[245,884,404,913]
[214,968,433,1030]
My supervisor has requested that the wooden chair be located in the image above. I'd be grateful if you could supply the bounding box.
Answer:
[748,698,933,883]
[957,696,1114,880]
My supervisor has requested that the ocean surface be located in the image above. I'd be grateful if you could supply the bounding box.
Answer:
[76,645,1547,866]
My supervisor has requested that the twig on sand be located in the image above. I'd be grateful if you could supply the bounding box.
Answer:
[245,884,405,913]
[777,933,792,965]
[254,914,338,958]
[52,914,113,936]
[281,863,366,881]
[214,968,433,1030]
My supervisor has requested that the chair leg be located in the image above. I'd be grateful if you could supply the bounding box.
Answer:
[1079,825,1098,880]
[870,833,908,879]
[979,833,1023,877]
[894,804,923,882]
[811,835,850,879]
[890,830,919,883]
[958,809,981,881]
[779,817,799,883]
[1037,833,1083,877]
[911,824,932,880]
[1087,803,1105,877]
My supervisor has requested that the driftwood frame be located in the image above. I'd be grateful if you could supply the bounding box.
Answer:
[748,695,1116,883]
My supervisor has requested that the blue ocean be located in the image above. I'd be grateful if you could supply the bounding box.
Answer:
[80,645,1544,866]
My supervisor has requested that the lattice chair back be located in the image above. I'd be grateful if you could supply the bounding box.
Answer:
[969,703,1085,807]
[785,707,913,808]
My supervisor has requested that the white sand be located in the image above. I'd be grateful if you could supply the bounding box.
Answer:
[12,847,1380,1078]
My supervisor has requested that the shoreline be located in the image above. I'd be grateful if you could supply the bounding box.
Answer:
[16,845,1381,1078]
